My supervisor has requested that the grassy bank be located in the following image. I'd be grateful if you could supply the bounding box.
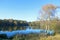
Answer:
[40,34,60,40]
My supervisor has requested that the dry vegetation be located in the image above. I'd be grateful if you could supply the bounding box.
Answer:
[40,34,60,40]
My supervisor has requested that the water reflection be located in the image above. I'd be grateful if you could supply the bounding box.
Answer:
[0,26,27,31]
[0,26,55,40]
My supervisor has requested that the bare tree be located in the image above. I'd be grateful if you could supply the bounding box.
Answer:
[39,4,60,30]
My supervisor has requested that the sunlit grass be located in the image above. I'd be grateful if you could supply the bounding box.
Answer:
[40,34,60,40]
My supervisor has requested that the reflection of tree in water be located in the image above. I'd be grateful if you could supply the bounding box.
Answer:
[0,26,28,31]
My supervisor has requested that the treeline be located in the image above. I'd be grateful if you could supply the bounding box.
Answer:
[0,19,60,33]
[0,19,29,31]
[0,19,29,26]
[29,21,41,29]
[29,19,60,33]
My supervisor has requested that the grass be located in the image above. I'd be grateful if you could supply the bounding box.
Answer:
[40,34,60,40]
[12,34,60,40]
[0,34,60,40]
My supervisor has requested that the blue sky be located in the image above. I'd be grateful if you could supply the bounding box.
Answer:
[0,0,60,22]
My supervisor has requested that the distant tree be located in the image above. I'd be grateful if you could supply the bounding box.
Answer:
[8,19,13,23]
[14,20,17,25]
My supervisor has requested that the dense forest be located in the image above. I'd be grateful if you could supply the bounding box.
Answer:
[0,19,29,26]
[0,19,29,31]
[0,19,60,33]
